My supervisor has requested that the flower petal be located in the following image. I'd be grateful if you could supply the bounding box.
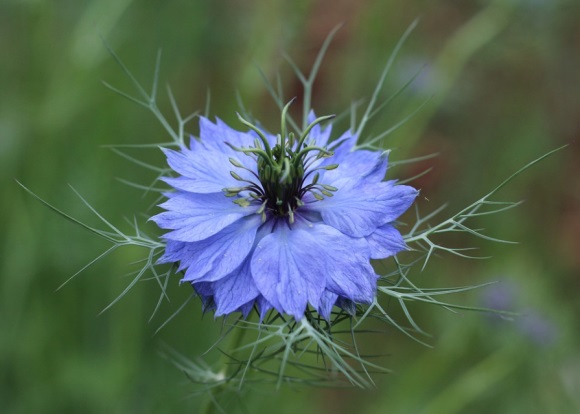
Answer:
[305,179,418,237]
[192,282,215,313]
[200,117,256,152]
[336,297,357,315]
[307,224,376,303]
[305,130,354,176]
[151,192,259,242]
[251,221,327,319]
[322,149,388,186]
[318,290,338,320]
[162,147,255,194]
[251,220,377,319]
[213,258,260,317]
[366,223,408,259]
[237,301,255,318]
[307,110,333,147]
[169,214,261,283]
[256,296,273,320]
[200,117,277,153]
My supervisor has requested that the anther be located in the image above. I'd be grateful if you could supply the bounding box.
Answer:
[230,171,244,181]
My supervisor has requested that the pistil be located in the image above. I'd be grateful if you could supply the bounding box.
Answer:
[223,101,339,220]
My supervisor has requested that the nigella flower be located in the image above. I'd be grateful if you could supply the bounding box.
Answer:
[151,103,418,320]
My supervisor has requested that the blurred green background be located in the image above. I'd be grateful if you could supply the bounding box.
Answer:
[1,0,579,413]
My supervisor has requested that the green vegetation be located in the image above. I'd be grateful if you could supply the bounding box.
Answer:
[1,1,578,413]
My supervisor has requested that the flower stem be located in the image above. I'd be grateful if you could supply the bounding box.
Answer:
[200,322,248,414]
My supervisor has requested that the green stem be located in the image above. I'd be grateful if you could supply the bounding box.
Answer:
[200,323,248,414]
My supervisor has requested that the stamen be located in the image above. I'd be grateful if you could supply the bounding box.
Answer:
[257,200,268,215]
[230,171,244,181]
[311,172,319,185]
[287,203,295,224]
[229,157,244,168]
[233,198,251,207]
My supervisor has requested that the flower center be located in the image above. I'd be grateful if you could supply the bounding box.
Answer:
[222,101,339,222]
[258,143,304,216]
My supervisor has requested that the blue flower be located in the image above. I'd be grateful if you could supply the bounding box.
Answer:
[151,110,418,320]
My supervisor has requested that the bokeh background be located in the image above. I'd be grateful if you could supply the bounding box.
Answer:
[1,0,579,413]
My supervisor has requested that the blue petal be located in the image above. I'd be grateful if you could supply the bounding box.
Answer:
[194,281,214,296]
[307,110,333,147]
[171,214,262,283]
[151,192,259,242]
[251,221,327,319]
[305,130,354,175]
[256,296,273,320]
[322,149,388,186]
[192,282,215,313]
[237,301,255,318]
[157,239,187,265]
[251,220,377,319]
[305,179,418,237]
[200,117,277,153]
[200,117,256,152]
[336,297,357,315]
[213,258,260,317]
[162,147,255,194]
[318,290,338,320]
[366,223,408,259]
[307,223,376,303]
[328,130,356,152]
